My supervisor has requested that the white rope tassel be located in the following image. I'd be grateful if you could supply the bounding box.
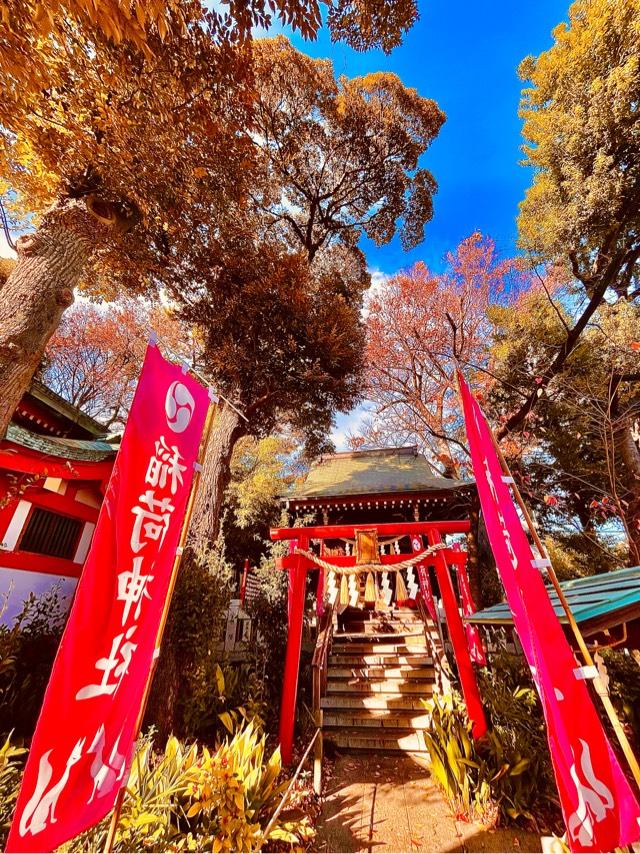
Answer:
[348,573,359,607]
[381,571,392,606]
[326,570,338,606]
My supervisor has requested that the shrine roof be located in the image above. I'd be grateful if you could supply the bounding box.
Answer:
[467,566,640,636]
[288,446,472,503]
[4,423,118,462]
[27,380,109,438]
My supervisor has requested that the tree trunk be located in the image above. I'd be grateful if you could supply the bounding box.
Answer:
[616,418,640,566]
[477,511,503,607]
[0,196,138,436]
[144,634,181,742]
[465,492,483,608]
[189,402,245,550]
[609,377,640,566]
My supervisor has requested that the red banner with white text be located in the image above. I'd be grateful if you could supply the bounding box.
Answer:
[410,534,437,620]
[452,545,486,666]
[459,372,640,852]
[7,343,210,853]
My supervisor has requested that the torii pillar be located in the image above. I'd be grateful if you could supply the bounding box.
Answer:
[279,535,308,764]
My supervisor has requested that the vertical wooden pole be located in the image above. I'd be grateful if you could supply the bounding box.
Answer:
[104,402,216,852]
[313,711,323,796]
[279,534,308,765]
[427,529,488,739]
[489,436,640,793]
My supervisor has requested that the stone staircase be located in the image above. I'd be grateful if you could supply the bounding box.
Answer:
[321,607,436,753]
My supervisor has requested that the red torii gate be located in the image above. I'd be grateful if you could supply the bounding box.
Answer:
[270,519,488,764]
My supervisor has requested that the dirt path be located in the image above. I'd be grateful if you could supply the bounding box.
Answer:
[313,753,542,853]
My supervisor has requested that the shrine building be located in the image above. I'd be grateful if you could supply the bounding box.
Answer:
[0,380,117,622]
[270,446,488,765]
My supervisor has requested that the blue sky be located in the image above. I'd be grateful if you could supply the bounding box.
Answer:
[264,0,570,446]
[281,0,569,275]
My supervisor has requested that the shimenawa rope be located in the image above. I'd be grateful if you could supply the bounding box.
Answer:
[294,542,446,575]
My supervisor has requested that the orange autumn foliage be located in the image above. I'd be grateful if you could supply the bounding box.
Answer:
[360,233,527,475]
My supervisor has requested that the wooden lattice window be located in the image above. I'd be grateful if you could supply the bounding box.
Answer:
[19,508,82,560]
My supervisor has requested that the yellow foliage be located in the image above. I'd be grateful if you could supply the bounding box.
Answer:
[518,0,640,287]
[86,723,315,853]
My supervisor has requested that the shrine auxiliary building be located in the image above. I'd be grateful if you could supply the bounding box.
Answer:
[0,380,117,622]
[270,446,487,764]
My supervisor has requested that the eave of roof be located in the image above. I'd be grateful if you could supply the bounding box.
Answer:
[467,567,640,632]
[29,380,108,437]
[4,423,118,462]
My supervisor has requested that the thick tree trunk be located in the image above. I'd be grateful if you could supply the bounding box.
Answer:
[0,196,138,436]
[144,634,181,742]
[189,402,245,550]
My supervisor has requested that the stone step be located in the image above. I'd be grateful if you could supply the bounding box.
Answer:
[327,678,433,695]
[321,693,426,711]
[334,629,425,642]
[330,653,433,667]
[324,727,429,753]
[340,618,424,634]
[323,709,431,729]
[329,665,435,680]
[331,642,429,655]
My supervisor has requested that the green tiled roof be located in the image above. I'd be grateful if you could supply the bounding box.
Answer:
[5,423,118,462]
[29,380,108,437]
[467,566,640,629]
[289,446,472,501]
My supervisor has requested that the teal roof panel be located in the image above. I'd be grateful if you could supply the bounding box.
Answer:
[467,567,640,628]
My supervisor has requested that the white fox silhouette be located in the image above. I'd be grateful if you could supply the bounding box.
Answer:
[567,739,614,847]
[87,725,127,803]
[19,738,86,837]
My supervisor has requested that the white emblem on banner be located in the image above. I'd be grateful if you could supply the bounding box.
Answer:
[19,739,86,837]
[87,725,128,803]
[567,739,614,847]
[165,381,195,433]
[76,626,138,700]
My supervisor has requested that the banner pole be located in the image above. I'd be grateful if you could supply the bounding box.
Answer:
[487,425,640,792]
[103,401,216,852]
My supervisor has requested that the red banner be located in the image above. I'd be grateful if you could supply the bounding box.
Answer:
[7,343,210,853]
[410,534,437,620]
[459,372,640,852]
[452,544,486,666]
[240,558,249,605]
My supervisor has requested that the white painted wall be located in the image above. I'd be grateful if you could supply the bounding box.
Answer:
[2,500,31,550]
[73,521,96,563]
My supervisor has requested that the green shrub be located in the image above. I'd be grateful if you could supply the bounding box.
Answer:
[183,661,267,743]
[478,653,559,825]
[423,694,494,822]
[0,589,65,738]
[145,538,234,741]
[424,664,561,831]
[598,648,640,745]
[67,723,313,852]
[0,733,27,849]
